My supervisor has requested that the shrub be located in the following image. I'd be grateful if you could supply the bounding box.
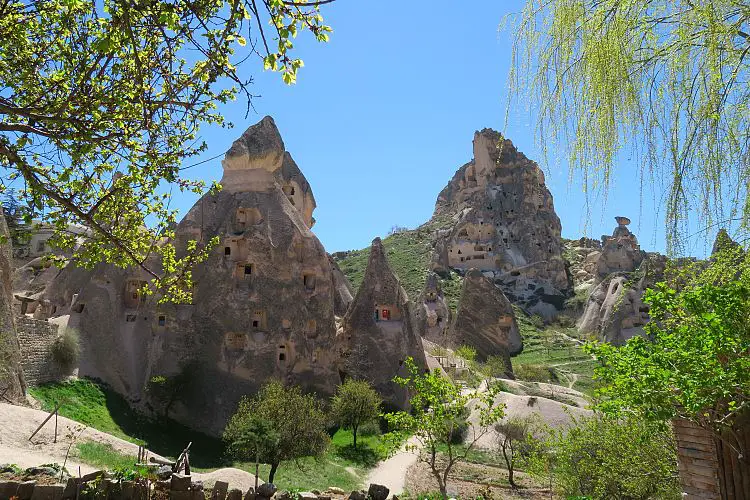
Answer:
[526,414,680,499]
[513,363,557,383]
[50,329,79,372]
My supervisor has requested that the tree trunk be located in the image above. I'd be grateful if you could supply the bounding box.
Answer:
[268,461,279,484]
[254,449,259,492]
[502,442,517,488]
[353,425,358,449]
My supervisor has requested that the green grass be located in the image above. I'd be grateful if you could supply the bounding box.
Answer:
[334,216,463,311]
[76,442,139,470]
[510,310,599,397]
[30,379,385,490]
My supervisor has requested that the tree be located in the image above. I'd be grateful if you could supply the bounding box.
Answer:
[0,0,333,302]
[1,188,31,250]
[586,281,750,459]
[223,380,329,484]
[331,379,382,450]
[525,413,680,499]
[384,358,505,498]
[223,416,279,492]
[507,1,750,250]
[145,360,198,418]
[494,415,541,489]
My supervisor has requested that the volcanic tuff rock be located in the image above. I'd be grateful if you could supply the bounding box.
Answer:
[431,129,569,318]
[594,217,644,279]
[413,272,451,346]
[578,252,666,345]
[451,269,521,370]
[36,116,343,435]
[340,238,426,409]
[0,212,26,401]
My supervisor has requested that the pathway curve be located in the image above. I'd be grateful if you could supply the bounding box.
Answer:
[364,437,421,495]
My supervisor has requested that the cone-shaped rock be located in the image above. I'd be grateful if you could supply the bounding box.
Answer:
[413,272,451,345]
[451,269,522,370]
[329,255,354,317]
[341,238,426,409]
[37,116,340,435]
[0,212,26,401]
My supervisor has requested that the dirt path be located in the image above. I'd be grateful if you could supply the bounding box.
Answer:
[364,437,421,495]
[0,402,261,490]
[0,402,163,472]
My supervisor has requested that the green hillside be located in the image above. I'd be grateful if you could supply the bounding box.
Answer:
[333,215,464,311]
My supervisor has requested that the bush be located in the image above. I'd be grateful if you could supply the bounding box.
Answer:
[513,363,557,383]
[50,329,79,372]
[526,414,680,499]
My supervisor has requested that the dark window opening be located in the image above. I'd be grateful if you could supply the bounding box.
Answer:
[252,320,259,328]
[244,264,253,275]
[278,353,286,361]
[126,314,136,322]
[290,187,295,195]
[225,247,231,256]
[73,303,85,313]
[158,315,166,326]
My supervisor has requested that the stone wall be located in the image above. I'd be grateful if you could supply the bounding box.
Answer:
[16,316,64,386]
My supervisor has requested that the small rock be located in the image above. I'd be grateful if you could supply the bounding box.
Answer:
[367,484,389,500]
[256,483,277,498]
[326,487,345,495]
[192,480,205,491]
[157,465,173,480]
[212,481,229,500]
[227,489,244,500]
[172,474,192,492]
[347,491,366,500]
[273,490,291,500]
[298,492,317,500]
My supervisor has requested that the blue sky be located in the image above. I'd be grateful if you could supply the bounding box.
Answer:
[175,0,712,257]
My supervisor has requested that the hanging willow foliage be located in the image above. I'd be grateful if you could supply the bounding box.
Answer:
[507,0,750,253]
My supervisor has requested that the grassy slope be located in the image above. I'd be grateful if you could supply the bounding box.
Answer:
[334,215,463,312]
[31,379,383,490]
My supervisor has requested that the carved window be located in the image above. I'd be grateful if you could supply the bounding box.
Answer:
[126,314,136,322]
[252,310,267,330]
[303,273,316,291]
[72,303,85,313]
[224,247,231,256]
[158,315,166,327]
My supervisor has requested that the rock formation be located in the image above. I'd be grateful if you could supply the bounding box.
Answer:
[340,238,426,409]
[578,253,666,345]
[430,129,569,318]
[594,216,645,279]
[36,117,343,435]
[0,212,26,401]
[413,272,451,345]
[329,255,354,317]
[451,269,522,370]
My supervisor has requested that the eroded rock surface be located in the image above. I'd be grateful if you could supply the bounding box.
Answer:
[578,252,666,345]
[451,269,521,370]
[0,212,26,401]
[413,272,451,346]
[430,129,569,318]
[37,117,341,435]
[340,238,426,409]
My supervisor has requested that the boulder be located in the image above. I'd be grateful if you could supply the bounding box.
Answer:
[256,483,277,499]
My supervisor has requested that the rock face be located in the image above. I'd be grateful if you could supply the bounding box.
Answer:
[578,253,666,345]
[329,255,354,317]
[413,272,451,345]
[431,129,569,318]
[37,117,342,435]
[340,238,426,409]
[451,269,522,369]
[0,212,26,400]
[594,217,644,279]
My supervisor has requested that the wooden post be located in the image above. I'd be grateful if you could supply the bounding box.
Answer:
[54,409,58,443]
[29,402,63,441]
